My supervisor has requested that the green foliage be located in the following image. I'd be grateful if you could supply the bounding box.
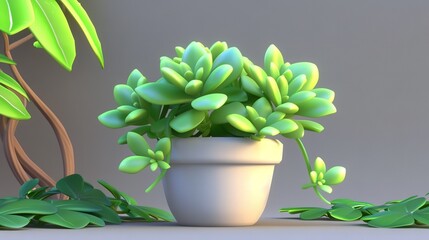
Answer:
[0,174,173,229]
[0,0,104,119]
[281,195,429,228]
[98,41,344,202]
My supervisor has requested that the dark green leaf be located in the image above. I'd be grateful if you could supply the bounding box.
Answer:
[414,207,429,225]
[136,206,175,222]
[0,214,30,229]
[119,191,138,205]
[30,0,75,71]
[49,200,101,212]
[328,206,362,221]
[0,199,56,215]
[56,174,84,199]
[94,205,121,224]
[59,0,104,68]
[113,84,134,106]
[279,207,321,214]
[19,179,39,199]
[300,208,328,220]
[127,205,153,222]
[78,212,105,227]
[366,212,415,228]
[39,209,90,229]
[389,197,426,213]
[97,180,121,200]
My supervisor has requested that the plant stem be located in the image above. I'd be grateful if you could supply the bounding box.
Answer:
[10,33,34,50]
[295,138,331,205]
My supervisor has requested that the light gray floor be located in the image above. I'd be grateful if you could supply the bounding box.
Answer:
[0,218,426,240]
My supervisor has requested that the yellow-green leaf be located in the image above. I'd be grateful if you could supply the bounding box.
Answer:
[0,0,34,35]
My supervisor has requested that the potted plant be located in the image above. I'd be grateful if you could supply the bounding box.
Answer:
[99,41,346,226]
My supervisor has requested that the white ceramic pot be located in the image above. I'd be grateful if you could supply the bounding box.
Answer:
[163,137,283,226]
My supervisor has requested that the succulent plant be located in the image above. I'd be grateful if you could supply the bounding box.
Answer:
[99,41,345,204]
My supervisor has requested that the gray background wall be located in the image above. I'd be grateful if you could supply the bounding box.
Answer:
[1,0,429,217]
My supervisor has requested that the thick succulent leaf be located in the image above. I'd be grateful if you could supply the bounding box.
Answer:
[277,75,289,97]
[252,97,273,118]
[313,88,335,103]
[276,102,299,115]
[248,64,267,89]
[0,85,31,120]
[155,138,171,156]
[185,79,203,96]
[282,121,304,139]
[59,0,104,67]
[19,178,39,199]
[0,0,34,34]
[259,126,280,136]
[264,44,284,72]
[314,157,326,173]
[288,91,316,104]
[210,102,246,124]
[161,67,188,89]
[0,71,28,99]
[113,84,134,106]
[169,109,205,133]
[194,52,212,80]
[212,47,243,88]
[0,54,16,64]
[319,185,333,194]
[265,76,282,106]
[160,57,182,76]
[136,82,193,105]
[329,206,362,221]
[297,98,337,118]
[117,126,151,145]
[30,0,76,71]
[39,209,90,229]
[202,64,233,93]
[241,75,263,97]
[269,62,280,79]
[210,41,228,60]
[0,199,56,215]
[119,156,151,174]
[300,208,328,220]
[286,62,319,91]
[226,114,257,133]
[288,74,307,95]
[98,109,126,128]
[270,119,298,134]
[246,106,259,122]
[182,41,207,69]
[0,215,30,229]
[266,111,286,126]
[324,166,346,185]
[127,69,144,89]
[298,120,324,133]
[191,93,227,111]
[125,109,148,125]
[127,132,150,156]
[217,87,247,103]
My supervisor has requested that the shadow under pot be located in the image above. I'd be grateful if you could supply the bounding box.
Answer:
[163,137,283,226]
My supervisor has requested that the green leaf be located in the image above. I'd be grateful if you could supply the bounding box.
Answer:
[202,64,233,93]
[217,87,247,103]
[117,126,151,144]
[288,74,307,95]
[0,85,30,119]
[259,126,279,136]
[389,197,426,213]
[97,109,126,128]
[127,205,153,221]
[313,88,335,103]
[0,0,34,34]
[194,52,212,80]
[265,76,282,106]
[155,138,171,156]
[118,191,138,205]
[50,200,101,212]
[191,93,227,111]
[365,212,415,228]
[0,199,56,215]
[210,102,246,124]
[288,91,316,104]
[0,71,28,99]
[414,208,429,225]
[319,185,333,193]
[137,206,175,222]
[113,84,134,106]
[210,41,228,60]
[252,97,273,118]
[39,209,90,229]
[182,41,207,69]
[127,132,150,156]
[266,111,285,126]
[280,207,321,214]
[0,214,30,229]
[185,79,203,96]
[19,178,39,199]
[136,82,193,105]
[248,64,267,89]
[169,109,205,133]
[226,114,257,133]
[119,156,151,174]
[56,174,110,205]
[0,54,16,64]
[331,198,373,208]
[264,44,284,72]
[97,180,121,200]
[30,0,76,71]
[269,119,298,134]
[94,204,121,224]
[212,47,243,89]
[324,166,346,185]
[59,0,104,68]
[282,121,304,139]
[297,98,337,118]
[241,75,263,97]
[300,208,328,220]
[79,212,105,227]
[314,157,326,173]
[298,120,324,133]
[127,69,145,89]
[329,206,362,221]
[276,102,298,115]
[286,62,319,91]
[161,67,188,89]
[125,109,148,125]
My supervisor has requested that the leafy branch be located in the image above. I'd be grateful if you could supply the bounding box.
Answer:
[281,195,429,228]
[0,174,173,229]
